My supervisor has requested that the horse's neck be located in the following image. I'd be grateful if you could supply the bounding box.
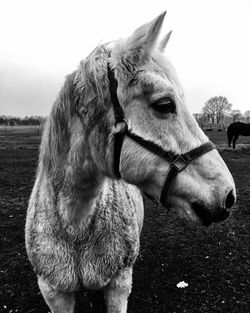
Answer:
[39,118,106,228]
[62,151,107,227]
[55,173,104,230]
[38,62,120,228]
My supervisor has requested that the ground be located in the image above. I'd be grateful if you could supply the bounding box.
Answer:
[0,126,250,313]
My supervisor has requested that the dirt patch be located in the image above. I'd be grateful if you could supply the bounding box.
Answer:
[0,128,250,312]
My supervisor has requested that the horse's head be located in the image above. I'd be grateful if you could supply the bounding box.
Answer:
[70,12,235,226]
[104,12,236,226]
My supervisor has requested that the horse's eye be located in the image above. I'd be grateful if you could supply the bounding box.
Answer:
[151,97,176,114]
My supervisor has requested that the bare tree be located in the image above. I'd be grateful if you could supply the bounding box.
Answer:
[231,109,242,122]
[202,96,232,126]
[244,110,250,122]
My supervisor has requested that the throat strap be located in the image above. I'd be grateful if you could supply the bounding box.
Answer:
[107,63,125,124]
[107,62,126,177]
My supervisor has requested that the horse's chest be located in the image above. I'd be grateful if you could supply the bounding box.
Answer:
[76,207,140,289]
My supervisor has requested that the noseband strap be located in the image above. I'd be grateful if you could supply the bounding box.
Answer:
[160,141,215,207]
[107,62,215,206]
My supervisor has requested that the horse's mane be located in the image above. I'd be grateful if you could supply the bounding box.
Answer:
[39,45,111,175]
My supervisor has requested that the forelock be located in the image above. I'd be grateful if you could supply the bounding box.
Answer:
[151,52,184,97]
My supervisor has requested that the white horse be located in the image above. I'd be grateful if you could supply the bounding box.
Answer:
[25,12,236,313]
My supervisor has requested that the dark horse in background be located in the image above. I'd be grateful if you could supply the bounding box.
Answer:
[227,122,250,149]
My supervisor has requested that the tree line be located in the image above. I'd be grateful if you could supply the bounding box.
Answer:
[194,96,250,129]
[1,96,249,130]
[0,115,46,126]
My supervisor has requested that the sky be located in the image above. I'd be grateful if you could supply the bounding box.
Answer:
[0,0,250,117]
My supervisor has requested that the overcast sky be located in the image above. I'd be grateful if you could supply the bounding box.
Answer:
[0,0,250,117]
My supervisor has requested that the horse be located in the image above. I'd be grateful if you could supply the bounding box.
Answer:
[25,12,236,313]
[227,121,250,149]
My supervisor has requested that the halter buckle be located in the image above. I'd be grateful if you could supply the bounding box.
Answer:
[172,154,189,172]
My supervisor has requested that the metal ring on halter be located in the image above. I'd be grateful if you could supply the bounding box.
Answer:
[114,119,128,133]
[171,154,189,172]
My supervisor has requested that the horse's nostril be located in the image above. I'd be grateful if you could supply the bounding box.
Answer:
[225,189,236,209]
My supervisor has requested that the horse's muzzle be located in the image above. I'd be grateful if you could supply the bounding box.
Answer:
[190,188,236,226]
[191,202,230,226]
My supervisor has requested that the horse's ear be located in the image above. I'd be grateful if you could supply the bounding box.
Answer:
[159,30,172,52]
[127,11,166,62]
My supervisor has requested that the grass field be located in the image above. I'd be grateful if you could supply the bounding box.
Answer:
[0,127,250,313]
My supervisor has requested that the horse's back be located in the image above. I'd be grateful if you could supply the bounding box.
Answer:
[227,122,250,136]
[227,122,242,132]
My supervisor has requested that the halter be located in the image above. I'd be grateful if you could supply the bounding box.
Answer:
[108,62,215,208]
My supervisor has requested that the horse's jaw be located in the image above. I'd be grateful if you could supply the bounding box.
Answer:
[170,198,230,227]
[173,201,207,226]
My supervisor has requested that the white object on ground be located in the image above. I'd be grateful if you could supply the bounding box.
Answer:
[176,281,188,288]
